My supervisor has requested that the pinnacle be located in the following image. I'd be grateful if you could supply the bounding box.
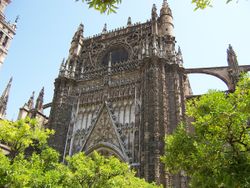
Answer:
[152,3,157,9]
[27,91,35,109]
[102,23,107,33]
[1,77,13,98]
[178,46,182,54]
[79,22,84,30]
[227,44,235,53]
[127,17,132,26]
[162,0,168,7]
[228,44,233,49]
[9,77,13,84]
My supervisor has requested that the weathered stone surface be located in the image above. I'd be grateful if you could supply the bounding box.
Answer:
[47,2,248,188]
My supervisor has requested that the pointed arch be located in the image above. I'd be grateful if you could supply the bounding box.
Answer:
[85,142,128,162]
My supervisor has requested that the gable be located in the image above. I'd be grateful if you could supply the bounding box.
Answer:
[81,102,128,161]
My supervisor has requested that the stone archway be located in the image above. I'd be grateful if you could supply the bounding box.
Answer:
[84,142,128,162]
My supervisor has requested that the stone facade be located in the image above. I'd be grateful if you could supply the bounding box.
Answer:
[0,0,16,69]
[48,1,250,187]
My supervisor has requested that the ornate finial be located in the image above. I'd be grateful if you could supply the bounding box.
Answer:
[78,23,84,32]
[177,46,182,55]
[151,4,158,19]
[15,15,20,23]
[163,0,168,6]
[228,44,234,52]
[102,23,107,33]
[9,77,13,84]
[227,44,236,58]
[160,0,172,16]
[27,91,35,109]
[152,3,157,11]
[127,17,132,26]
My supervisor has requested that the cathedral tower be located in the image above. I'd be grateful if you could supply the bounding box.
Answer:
[0,0,16,69]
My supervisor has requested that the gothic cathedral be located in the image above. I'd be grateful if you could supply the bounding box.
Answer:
[0,1,249,186]
[47,1,250,187]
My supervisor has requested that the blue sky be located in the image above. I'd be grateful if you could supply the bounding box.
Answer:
[0,0,249,119]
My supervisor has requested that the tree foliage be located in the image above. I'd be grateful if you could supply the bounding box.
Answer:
[76,0,122,14]
[0,118,159,188]
[162,74,250,187]
[75,0,236,14]
[0,118,54,160]
[192,0,234,10]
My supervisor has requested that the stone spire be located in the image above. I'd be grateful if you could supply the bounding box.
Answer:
[27,91,35,109]
[160,0,172,16]
[227,44,240,86]
[69,23,84,56]
[227,44,238,68]
[0,77,12,119]
[35,87,44,112]
[151,4,158,35]
[176,46,183,66]
[151,4,158,20]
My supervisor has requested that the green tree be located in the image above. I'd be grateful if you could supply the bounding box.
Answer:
[76,0,122,14]
[0,118,54,160]
[192,0,234,10]
[162,74,250,187]
[75,0,237,14]
[0,118,160,187]
[63,151,160,188]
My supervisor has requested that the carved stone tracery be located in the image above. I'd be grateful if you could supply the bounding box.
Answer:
[48,4,250,188]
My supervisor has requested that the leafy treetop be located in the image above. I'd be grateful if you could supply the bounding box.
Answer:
[162,74,250,187]
[75,0,236,14]
[0,118,160,187]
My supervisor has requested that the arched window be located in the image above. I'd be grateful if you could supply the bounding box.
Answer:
[102,47,128,66]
